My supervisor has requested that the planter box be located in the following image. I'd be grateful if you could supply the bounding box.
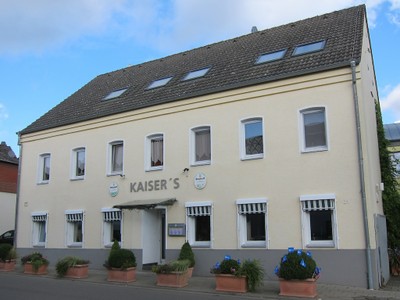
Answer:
[23,262,48,275]
[187,267,194,278]
[65,264,89,279]
[107,267,136,283]
[215,274,247,293]
[279,278,317,298]
[156,271,188,288]
[0,260,16,272]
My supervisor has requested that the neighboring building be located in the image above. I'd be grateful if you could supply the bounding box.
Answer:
[16,5,387,288]
[0,141,18,235]
[384,123,400,181]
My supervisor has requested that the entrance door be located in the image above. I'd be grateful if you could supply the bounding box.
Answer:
[142,208,166,265]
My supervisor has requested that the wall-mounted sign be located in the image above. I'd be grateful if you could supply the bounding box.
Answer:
[194,172,207,190]
[168,223,186,236]
[109,182,119,197]
[130,178,180,193]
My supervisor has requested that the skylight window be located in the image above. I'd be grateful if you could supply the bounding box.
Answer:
[183,67,210,81]
[293,40,326,56]
[103,88,127,100]
[256,49,287,64]
[147,77,173,89]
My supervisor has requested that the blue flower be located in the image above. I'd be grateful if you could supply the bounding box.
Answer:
[306,251,312,257]
[282,255,287,263]
[300,259,306,268]
[315,267,321,275]
[274,265,280,275]
[288,247,295,253]
[215,262,220,269]
[224,255,231,260]
[237,259,241,265]
[297,249,302,256]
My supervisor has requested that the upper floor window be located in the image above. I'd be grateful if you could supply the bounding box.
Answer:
[147,77,173,89]
[293,40,325,56]
[38,153,51,184]
[240,117,264,160]
[71,147,85,179]
[391,152,400,177]
[300,107,328,152]
[146,134,164,171]
[183,67,210,81]
[256,49,287,64]
[191,126,211,166]
[108,141,123,175]
[103,88,127,100]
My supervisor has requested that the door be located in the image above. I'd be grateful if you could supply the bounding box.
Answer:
[142,209,165,265]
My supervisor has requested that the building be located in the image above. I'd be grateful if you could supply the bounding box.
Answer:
[16,5,388,288]
[384,123,400,181]
[0,141,18,235]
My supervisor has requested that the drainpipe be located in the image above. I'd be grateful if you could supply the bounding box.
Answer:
[14,132,22,249]
[350,60,374,289]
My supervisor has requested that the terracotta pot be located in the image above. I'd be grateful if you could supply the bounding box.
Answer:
[107,267,136,282]
[23,262,48,275]
[279,278,317,298]
[215,274,247,293]
[156,271,189,288]
[65,264,89,279]
[187,267,194,278]
[0,260,16,272]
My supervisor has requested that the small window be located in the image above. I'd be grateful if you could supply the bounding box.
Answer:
[183,67,210,81]
[71,147,85,179]
[191,126,211,166]
[293,40,326,56]
[65,210,84,247]
[38,153,51,183]
[237,199,267,248]
[390,152,400,177]
[185,202,212,248]
[240,118,264,160]
[256,49,287,64]
[300,107,328,152]
[146,134,164,171]
[102,208,122,247]
[147,77,173,89]
[32,212,48,247]
[109,141,123,175]
[103,88,127,100]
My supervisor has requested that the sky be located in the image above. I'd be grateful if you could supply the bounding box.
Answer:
[0,0,399,156]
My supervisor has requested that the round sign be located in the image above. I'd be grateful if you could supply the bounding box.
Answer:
[109,182,119,197]
[194,173,207,190]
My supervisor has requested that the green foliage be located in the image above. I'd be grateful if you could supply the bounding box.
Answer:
[107,248,136,270]
[178,242,195,267]
[238,259,264,292]
[0,244,13,262]
[55,256,89,277]
[20,252,49,271]
[152,259,190,274]
[276,249,318,280]
[111,240,121,251]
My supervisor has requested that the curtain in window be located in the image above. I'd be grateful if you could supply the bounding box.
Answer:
[112,144,123,172]
[151,137,163,166]
[76,149,85,176]
[195,129,211,161]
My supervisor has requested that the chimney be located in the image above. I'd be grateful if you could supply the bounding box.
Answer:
[251,26,258,33]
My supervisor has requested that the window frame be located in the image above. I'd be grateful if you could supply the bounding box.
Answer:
[108,140,124,176]
[103,88,127,100]
[185,201,213,248]
[190,125,212,166]
[299,107,329,153]
[390,152,400,177]
[102,208,122,248]
[147,77,173,89]
[71,147,86,180]
[255,49,287,64]
[300,194,338,248]
[37,153,51,184]
[240,117,265,160]
[65,210,84,248]
[182,67,211,81]
[292,40,326,56]
[31,212,48,247]
[145,133,164,171]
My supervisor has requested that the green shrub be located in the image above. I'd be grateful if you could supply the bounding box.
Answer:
[21,252,49,272]
[107,248,136,270]
[0,244,13,261]
[152,259,189,274]
[56,256,89,277]
[239,259,264,292]
[275,248,320,280]
[178,242,195,267]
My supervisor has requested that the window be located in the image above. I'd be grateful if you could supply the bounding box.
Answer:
[300,194,337,248]
[391,152,400,177]
[300,107,328,152]
[240,118,264,160]
[191,126,211,165]
[71,147,85,179]
[102,208,122,247]
[108,141,123,175]
[65,210,84,247]
[185,202,212,248]
[293,40,325,56]
[103,88,127,100]
[32,212,48,247]
[183,67,210,81]
[256,49,287,64]
[236,199,267,248]
[38,153,51,183]
[146,134,164,171]
[147,77,173,89]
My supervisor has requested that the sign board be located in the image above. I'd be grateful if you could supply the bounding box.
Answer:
[194,172,207,190]
[168,223,186,236]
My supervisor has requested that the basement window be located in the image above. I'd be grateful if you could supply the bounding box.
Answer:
[256,49,287,64]
[293,40,326,56]
[147,77,173,89]
[103,88,127,100]
[183,67,210,81]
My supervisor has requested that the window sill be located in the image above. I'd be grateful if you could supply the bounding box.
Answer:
[37,181,49,185]
[306,241,335,248]
[301,147,328,154]
[241,241,267,248]
[240,154,264,161]
[67,243,83,248]
[107,173,124,177]
[70,177,84,181]
[190,241,211,248]
[146,166,163,172]
[191,161,211,167]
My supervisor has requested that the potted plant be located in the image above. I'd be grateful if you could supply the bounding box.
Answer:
[104,240,137,282]
[0,244,17,272]
[21,252,49,275]
[210,255,264,293]
[389,248,400,276]
[178,242,195,278]
[56,256,89,278]
[152,259,190,287]
[274,247,321,298]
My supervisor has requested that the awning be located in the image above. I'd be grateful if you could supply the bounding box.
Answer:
[113,198,177,210]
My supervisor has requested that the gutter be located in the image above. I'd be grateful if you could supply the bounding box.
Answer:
[350,60,374,289]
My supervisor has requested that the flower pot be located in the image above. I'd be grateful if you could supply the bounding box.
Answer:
[156,271,188,288]
[107,267,136,282]
[215,274,247,293]
[279,278,317,298]
[0,260,16,272]
[23,262,48,275]
[65,264,89,279]
[187,267,194,278]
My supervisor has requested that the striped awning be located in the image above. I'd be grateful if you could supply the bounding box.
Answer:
[66,212,83,222]
[301,199,335,211]
[32,214,47,222]
[186,205,211,217]
[103,210,122,222]
[238,202,266,214]
[114,198,176,210]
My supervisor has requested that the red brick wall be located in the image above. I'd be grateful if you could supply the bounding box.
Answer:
[0,162,18,193]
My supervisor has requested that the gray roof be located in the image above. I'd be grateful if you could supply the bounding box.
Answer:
[20,5,366,135]
[0,141,18,164]
[384,123,400,142]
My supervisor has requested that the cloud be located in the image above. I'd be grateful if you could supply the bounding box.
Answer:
[0,103,9,121]
[380,83,400,122]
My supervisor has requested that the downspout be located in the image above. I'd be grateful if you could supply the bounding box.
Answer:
[14,132,22,249]
[350,60,373,289]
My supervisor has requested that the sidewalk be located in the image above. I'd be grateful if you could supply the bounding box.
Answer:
[8,266,400,299]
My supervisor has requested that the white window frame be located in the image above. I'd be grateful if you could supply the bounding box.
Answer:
[299,107,329,153]
[236,198,268,248]
[240,117,264,160]
[190,125,212,166]
[37,153,51,184]
[107,140,124,176]
[102,208,122,248]
[300,194,338,248]
[145,133,164,171]
[185,201,213,248]
[65,209,84,248]
[31,212,48,247]
[71,147,86,180]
